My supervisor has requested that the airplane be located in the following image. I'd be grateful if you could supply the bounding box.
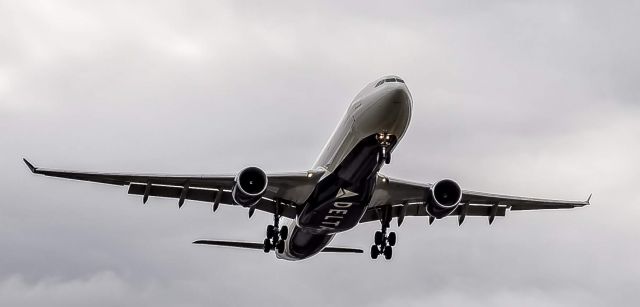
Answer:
[23,75,590,261]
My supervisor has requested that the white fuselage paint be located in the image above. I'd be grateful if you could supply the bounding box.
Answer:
[278,75,413,260]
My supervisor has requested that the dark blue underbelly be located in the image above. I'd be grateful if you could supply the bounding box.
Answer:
[286,134,399,260]
[297,134,395,234]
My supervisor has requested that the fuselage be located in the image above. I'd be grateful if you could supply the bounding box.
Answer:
[278,76,412,260]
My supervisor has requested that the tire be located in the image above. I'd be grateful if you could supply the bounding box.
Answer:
[266,225,275,239]
[374,231,383,246]
[385,153,391,164]
[263,238,271,253]
[279,226,289,240]
[370,245,379,259]
[384,246,393,260]
[276,240,285,253]
[388,232,397,246]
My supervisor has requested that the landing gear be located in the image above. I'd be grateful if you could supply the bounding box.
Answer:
[279,226,288,240]
[370,220,397,260]
[388,232,396,246]
[374,231,383,246]
[263,201,288,254]
[377,133,393,165]
[263,238,272,253]
[370,245,379,259]
[383,246,393,260]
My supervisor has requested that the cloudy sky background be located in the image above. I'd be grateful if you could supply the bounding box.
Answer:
[1,1,639,306]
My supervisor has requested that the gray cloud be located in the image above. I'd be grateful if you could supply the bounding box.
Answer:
[1,1,639,306]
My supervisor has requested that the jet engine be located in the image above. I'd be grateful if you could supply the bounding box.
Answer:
[232,167,268,207]
[425,179,462,219]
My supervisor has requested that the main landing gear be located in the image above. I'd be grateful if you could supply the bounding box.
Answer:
[370,221,397,260]
[376,133,393,164]
[263,201,288,254]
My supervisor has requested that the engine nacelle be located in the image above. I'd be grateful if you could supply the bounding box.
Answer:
[232,167,268,207]
[425,179,462,219]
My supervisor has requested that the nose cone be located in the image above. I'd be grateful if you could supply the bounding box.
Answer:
[355,83,412,137]
[384,84,411,107]
[378,82,412,117]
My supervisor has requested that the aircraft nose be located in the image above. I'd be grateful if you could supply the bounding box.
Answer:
[388,86,410,105]
[381,84,411,110]
[353,81,412,138]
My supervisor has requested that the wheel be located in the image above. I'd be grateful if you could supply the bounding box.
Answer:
[388,232,397,246]
[276,240,285,253]
[279,226,289,240]
[384,246,393,260]
[385,152,391,164]
[374,231,383,246]
[266,225,275,239]
[370,245,379,259]
[374,231,383,245]
[263,238,272,253]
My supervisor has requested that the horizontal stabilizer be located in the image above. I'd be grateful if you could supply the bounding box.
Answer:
[321,247,364,253]
[193,240,363,254]
[193,240,263,250]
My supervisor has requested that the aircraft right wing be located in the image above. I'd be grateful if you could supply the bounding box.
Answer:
[23,159,321,219]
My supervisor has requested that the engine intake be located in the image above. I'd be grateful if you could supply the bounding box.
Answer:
[425,179,462,219]
[232,167,268,207]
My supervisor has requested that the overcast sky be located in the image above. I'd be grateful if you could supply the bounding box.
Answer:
[1,1,639,306]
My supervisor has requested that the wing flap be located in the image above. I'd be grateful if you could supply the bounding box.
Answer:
[127,184,234,204]
[127,183,297,218]
[359,203,507,223]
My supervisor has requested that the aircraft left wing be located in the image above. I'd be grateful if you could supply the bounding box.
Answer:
[23,159,319,219]
[362,174,590,225]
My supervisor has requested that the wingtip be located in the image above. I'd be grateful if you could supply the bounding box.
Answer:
[586,193,592,205]
[23,158,37,173]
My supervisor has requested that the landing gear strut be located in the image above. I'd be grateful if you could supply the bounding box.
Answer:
[370,220,397,260]
[377,133,393,164]
[263,201,288,254]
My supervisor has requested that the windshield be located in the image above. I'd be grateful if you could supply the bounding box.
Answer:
[375,78,405,87]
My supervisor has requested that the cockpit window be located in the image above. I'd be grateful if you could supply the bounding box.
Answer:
[375,78,405,87]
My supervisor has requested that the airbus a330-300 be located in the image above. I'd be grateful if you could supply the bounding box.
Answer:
[24,76,590,261]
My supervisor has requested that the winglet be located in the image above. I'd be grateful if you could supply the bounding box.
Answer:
[23,158,37,173]
[586,193,592,205]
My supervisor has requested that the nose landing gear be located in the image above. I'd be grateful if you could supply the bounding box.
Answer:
[376,133,394,164]
[263,201,288,254]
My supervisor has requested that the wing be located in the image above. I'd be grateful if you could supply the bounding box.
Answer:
[23,159,320,219]
[361,174,590,225]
